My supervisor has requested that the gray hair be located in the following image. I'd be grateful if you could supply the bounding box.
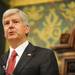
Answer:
[2,8,29,26]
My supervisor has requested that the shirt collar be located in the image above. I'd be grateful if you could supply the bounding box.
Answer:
[9,41,29,57]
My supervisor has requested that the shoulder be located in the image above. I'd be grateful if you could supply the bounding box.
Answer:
[34,46,54,56]
[28,43,55,56]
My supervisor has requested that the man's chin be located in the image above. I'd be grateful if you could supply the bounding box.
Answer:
[7,37,17,40]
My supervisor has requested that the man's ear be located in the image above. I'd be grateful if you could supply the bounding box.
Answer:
[25,25,30,34]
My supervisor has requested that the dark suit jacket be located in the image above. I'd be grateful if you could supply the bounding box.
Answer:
[0,43,59,75]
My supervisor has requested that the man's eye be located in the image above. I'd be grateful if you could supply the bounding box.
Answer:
[4,21,9,25]
[13,20,19,23]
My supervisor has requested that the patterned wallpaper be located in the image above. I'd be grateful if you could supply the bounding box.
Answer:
[17,1,75,48]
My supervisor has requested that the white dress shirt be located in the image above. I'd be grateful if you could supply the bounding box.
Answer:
[6,40,29,69]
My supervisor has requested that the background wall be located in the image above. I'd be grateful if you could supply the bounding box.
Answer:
[16,1,75,48]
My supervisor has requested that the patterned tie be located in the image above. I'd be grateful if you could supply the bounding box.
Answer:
[6,50,17,75]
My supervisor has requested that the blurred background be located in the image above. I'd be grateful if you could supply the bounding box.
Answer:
[0,0,75,75]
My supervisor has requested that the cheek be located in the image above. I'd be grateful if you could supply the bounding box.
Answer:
[21,28,26,34]
[3,27,7,36]
[16,26,26,35]
[4,30,7,38]
[4,26,8,32]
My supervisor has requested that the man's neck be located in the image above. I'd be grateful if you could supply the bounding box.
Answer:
[8,38,27,49]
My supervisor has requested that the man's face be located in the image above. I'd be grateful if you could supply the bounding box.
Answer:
[3,13,30,41]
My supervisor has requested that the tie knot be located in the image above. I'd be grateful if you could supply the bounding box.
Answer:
[11,50,17,58]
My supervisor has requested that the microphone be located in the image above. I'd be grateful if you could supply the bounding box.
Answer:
[2,65,14,75]
[2,65,6,72]
[0,65,6,75]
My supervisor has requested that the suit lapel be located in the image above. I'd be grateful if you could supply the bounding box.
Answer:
[13,43,36,74]
[2,51,9,67]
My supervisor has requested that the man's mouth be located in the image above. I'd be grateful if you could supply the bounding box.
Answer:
[8,32,15,35]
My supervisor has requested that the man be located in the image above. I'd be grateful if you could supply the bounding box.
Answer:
[0,8,59,75]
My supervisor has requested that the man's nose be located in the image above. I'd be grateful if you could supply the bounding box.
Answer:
[9,21,14,28]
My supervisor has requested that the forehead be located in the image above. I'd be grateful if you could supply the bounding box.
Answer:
[3,13,21,21]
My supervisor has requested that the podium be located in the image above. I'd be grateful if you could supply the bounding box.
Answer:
[53,44,75,75]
